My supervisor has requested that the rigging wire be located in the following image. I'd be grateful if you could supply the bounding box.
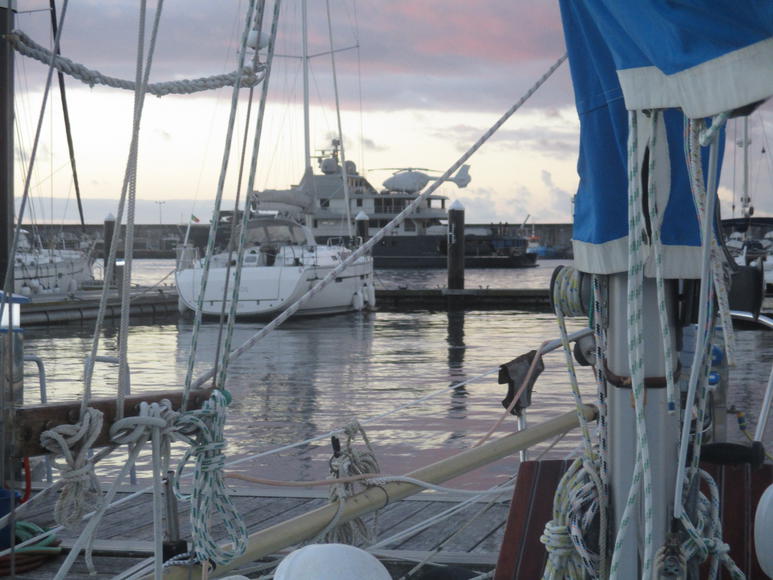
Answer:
[181,0,260,404]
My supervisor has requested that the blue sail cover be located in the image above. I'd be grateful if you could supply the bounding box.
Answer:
[559,0,773,276]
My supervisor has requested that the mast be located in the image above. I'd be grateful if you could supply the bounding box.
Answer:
[301,0,311,174]
[325,0,352,237]
[0,0,14,498]
[742,116,750,219]
[0,1,13,289]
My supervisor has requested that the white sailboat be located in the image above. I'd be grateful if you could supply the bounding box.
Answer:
[175,213,374,317]
[13,229,93,297]
[175,0,374,319]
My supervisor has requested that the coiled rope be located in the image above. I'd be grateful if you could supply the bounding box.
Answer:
[7,29,266,96]
[39,407,104,529]
[679,469,744,579]
[52,398,179,579]
[318,422,381,546]
[171,390,247,567]
[541,456,604,579]
[545,265,608,579]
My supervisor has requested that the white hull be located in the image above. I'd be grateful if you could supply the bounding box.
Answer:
[176,243,375,318]
[14,249,93,296]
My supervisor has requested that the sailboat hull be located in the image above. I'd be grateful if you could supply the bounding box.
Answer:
[176,258,374,318]
[14,250,93,295]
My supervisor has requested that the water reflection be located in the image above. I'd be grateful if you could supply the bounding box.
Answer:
[18,305,772,489]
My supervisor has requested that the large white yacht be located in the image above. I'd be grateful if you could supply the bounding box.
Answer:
[257,141,537,269]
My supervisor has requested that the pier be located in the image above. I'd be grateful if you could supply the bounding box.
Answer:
[17,287,773,326]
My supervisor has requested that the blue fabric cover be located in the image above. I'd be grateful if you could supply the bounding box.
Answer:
[558,0,753,273]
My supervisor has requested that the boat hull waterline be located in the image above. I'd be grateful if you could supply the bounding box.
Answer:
[176,254,375,317]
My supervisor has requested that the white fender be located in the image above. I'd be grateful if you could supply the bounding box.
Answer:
[274,544,390,580]
[352,290,364,311]
[755,483,773,577]
[366,280,376,307]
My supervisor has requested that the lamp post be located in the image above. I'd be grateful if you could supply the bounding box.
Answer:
[155,200,166,225]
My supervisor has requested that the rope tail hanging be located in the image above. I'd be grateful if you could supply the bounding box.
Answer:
[172,390,248,567]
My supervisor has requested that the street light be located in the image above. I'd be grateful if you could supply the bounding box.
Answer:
[155,200,166,224]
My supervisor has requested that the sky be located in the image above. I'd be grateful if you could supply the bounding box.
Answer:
[9,0,773,226]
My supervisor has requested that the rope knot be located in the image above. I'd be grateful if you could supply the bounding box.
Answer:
[172,391,246,566]
[40,407,104,529]
[541,521,575,556]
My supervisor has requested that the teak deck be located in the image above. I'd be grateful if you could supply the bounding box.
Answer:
[5,459,771,578]
[4,486,509,579]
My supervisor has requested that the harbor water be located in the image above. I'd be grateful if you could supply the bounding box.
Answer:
[19,260,773,489]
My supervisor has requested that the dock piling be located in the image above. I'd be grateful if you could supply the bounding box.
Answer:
[447,201,465,291]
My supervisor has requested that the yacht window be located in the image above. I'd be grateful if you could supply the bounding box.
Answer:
[245,255,257,263]
[245,225,268,245]
[264,224,294,244]
[404,220,416,232]
[289,225,310,245]
[320,198,330,208]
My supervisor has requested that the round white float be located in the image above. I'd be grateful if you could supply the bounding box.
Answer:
[755,483,773,577]
[274,544,390,580]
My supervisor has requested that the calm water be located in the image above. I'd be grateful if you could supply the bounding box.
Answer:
[19,259,773,488]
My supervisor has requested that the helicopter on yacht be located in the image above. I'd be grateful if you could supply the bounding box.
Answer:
[378,165,471,193]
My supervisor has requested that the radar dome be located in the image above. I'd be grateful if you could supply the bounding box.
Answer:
[320,157,339,175]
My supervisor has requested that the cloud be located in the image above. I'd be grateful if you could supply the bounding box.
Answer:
[13,0,573,114]
[430,118,579,158]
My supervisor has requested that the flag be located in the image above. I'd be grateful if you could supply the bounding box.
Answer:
[191,214,200,223]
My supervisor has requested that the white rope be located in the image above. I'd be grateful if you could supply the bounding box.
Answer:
[684,117,736,365]
[39,407,104,529]
[591,275,610,578]
[7,29,265,96]
[541,457,604,580]
[182,0,259,405]
[171,390,248,567]
[550,266,594,459]
[0,363,504,558]
[317,422,380,546]
[215,0,282,396]
[679,469,744,579]
[645,111,678,413]
[51,400,177,579]
[608,110,655,580]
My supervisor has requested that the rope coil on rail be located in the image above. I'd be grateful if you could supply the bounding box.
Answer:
[39,407,104,529]
[7,29,266,96]
[171,390,247,567]
[318,422,381,546]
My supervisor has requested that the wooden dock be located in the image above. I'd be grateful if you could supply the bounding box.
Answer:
[18,287,553,326]
[5,485,509,578]
[16,285,773,326]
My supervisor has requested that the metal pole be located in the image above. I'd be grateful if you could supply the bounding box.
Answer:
[0,0,16,495]
[607,274,679,576]
[0,1,13,291]
[301,0,311,173]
